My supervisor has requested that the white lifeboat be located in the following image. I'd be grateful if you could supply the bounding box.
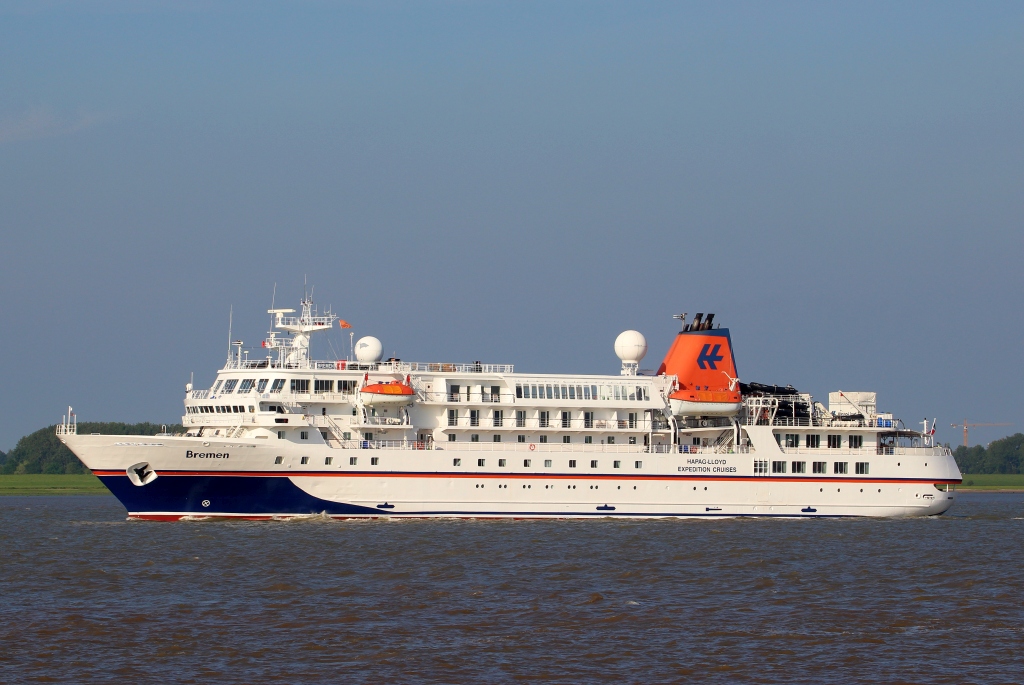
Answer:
[669,389,742,417]
[360,381,415,407]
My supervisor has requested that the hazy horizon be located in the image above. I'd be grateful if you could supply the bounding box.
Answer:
[1,1,1021,451]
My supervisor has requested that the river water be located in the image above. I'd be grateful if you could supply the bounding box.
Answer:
[1,493,1022,684]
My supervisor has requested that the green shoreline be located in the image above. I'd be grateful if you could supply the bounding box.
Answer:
[1,473,1023,496]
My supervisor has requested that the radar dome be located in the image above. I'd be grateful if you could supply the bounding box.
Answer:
[354,336,384,362]
[614,330,648,364]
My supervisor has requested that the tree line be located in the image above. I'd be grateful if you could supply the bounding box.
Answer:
[953,433,1024,474]
[0,423,184,475]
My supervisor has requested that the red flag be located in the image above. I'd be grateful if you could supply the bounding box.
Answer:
[338,320,352,329]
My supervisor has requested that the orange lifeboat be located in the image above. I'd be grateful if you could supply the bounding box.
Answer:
[360,381,415,407]
[659,316,743,417]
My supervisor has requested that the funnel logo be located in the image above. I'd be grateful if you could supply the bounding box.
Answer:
[696,344,724,370]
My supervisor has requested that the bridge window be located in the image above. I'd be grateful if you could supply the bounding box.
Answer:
[791,461,806,474]
[314,379,333,393]
[270,379,285,393]
[256,379,269,393]
[828,434,842,449]
[222,379,238,394]
[239,379,255,393]
[834,462,849,475]
[806,435,821,448]
[290,379,309,393]
[813,461,827,474]
[850,435,863,449]
[772,461,787,474]
[855,462,870,475]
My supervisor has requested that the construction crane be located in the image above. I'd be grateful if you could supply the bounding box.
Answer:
[950,420,1012,448]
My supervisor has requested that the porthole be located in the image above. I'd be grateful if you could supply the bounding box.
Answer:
[860,488,863,492]
[820,488,823,492]
[633,486,637,490]
[878,489,881,493]
[704,486,707,491]
[837,488,841,492]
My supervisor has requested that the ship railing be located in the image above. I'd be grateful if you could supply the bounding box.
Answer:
[678,417,735,429]
[876,446,952,456]
[189,389,210,399]
[436,442,672,454]
[443,417,659,431]
[220,359,515,374]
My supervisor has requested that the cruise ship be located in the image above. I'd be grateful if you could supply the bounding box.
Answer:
[59,295,961,519]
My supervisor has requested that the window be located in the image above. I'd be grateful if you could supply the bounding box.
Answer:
[448,384,460,401]
[791,461,806,474]
[806,434,821,448]
[834,462,849,475]
[628,412,638,429]
[448,434,457,442]
[539,411,550,428]
[855,462,870,475]
[569,460,577,468]
[274,456,283,464]
[453,458,461,466]
[314,379,333,393]
[828,434,842,449]
[270,379,285,393]
[516,410,526,428]
[545,385,553,399]
[371,457,379,466]
[490,385,500,402]
[561,411,571,428]
[277,431,285,439]
[584,436,592,444]
[222,379,238,394]
[239,379,255,393]
[212,380,222,393]
[516,384,523,398]
[325,456,334,465]
[498,459,507,467]
[613,460,621,468]
[363,432,373,441]
[257,379,269,393]
[517,435,526,443]
[300,456,309,464]
[590,460,598,468]
[850,435,863,449]
[248,406,255,413]
[634,461,643,469]
[785,434,799,448]
[584,411,594,429]
[531,384,538,399]
[772,460,787,474]
[299,431,308,440]
[343,432,351,440]
[471,434,480,442]
[350,457,357,465]
[591,385,598,400]
[813,461,827,474]
[470,410,480,427]
[754,460,768,474]
[544,459,552,467]
[608,437,615,445]
[563,436,571,444]
[628,436,637,445]
[493,410,503,427]
[493,434,501,443]
[448,409,458,427]
[539,435,548,443]
[290,379,309,393]
[568,385,576,400]
[477,459,485,467]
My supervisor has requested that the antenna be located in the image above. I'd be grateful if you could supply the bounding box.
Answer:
[672,313,688,331]
[227,305,233,360]
[269,283,276,333]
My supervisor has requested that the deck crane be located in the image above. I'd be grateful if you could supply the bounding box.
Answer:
[950,419,1012,447]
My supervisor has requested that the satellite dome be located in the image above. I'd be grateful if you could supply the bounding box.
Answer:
[614,330,647,363]
[354,336,384,362]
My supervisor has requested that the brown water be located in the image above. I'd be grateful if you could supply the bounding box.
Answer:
[1,493,1022,684]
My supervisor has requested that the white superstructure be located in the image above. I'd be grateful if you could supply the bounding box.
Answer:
[59,295,960,520]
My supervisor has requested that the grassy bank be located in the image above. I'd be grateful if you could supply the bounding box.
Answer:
[958,474,1024,491]
[0,474,110,496]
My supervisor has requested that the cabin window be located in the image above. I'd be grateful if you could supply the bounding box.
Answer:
[608,437,615,444]
[628,412,638,429]
[850,435,863,449]
[350,457,358,465]
[539,435,548,443]
[754,460,768,474]
[314,379,333,393]
[569,460,577,468]
[274,456,283,464]
[628,436,637,445]
[493,435,501,442]
[498,459,506,467]
[517,435,526,443]
[813,461,827,474]
[561,411,571,428]
[270,379,285,393]
[248,406,255,413]
[448,434,457,442]
[613,460,621,468]
[256,379,269,393]
[544,459,552,467]
[478,459,485,467]
[590,460,598,468]
[828,434,842,449]
[545,385,553,399]
[855,462,870,475]
[493,410,503,427]
[343,432,351,440]
[806,434,821,448]
[834,461,848,475]
[792,461,806,474]
[516,384,523,398]
[563,436,571,443]
[568,385,576,400]
[371,457,379,466]
[516,410,526,428]
[222,379,238,394]
[471,434,479,442]
[470,410,480,427]
[300,456,309,465]
[785,434,799,448]
[363,432,373,441]
[300,431,308,440]
[584,436,593,444]
[634,461,643,469]
[530,384,538,399]
[539,411,550,428]
[277,431,285,439]
[490,386,500,401]
[772,461,787,474]
[583,386,592,400]
[553,385,561,400]
[584,412,594,428]
[290,379,309,393]
[453,458,461,466]
[448,409,458,427]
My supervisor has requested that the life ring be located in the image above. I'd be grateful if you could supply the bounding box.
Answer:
[529,443,536,451]
[336,360,346,370]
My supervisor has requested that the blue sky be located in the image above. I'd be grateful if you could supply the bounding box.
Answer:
[1,1,1021,449]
